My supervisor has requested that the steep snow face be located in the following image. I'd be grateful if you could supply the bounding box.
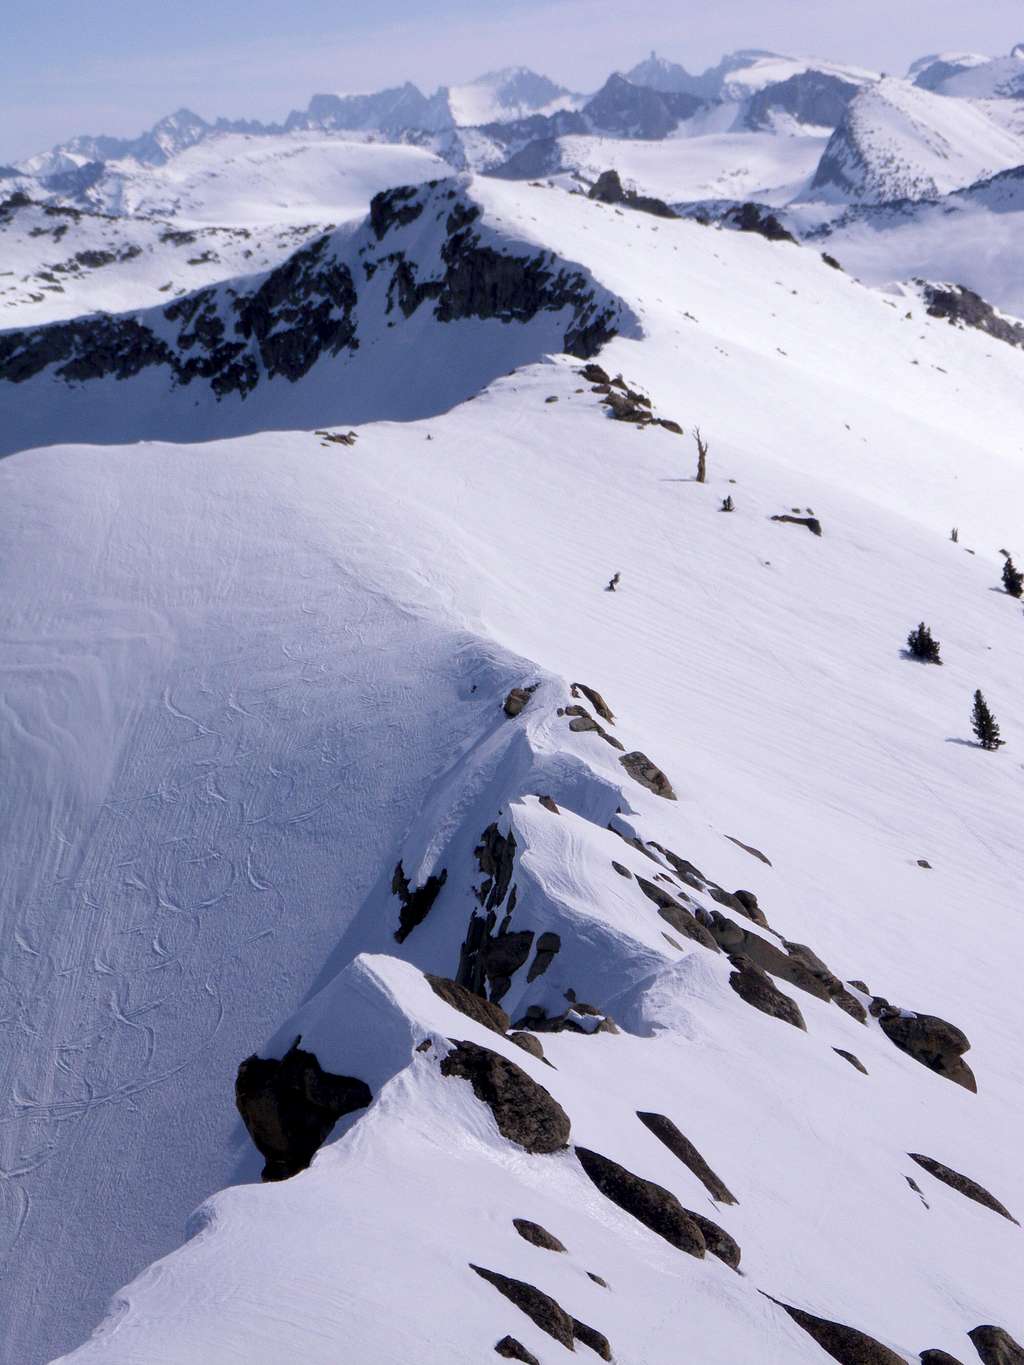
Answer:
[909,52,992,92]
[4,174,1024,1364]
[810,77,1024,203]
[922,47,1024,99]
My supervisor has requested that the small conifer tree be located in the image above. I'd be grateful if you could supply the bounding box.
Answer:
[971,690,1002,750]
[907,622,942,664]
[1002,556,1023,597]
[721,495,734,512]
[950,527,959,543]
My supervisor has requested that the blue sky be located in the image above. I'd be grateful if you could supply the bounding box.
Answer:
[4,0,1024,161]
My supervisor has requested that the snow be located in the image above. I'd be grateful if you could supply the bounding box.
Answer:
[714,52,877,98]
[2,170,1023,1364]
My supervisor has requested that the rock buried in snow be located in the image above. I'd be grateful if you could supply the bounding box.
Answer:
[771,514,823,536]
[425,974,511,1036]
[834,1048,868,1074]
[509,1032,548,1063]
[441,1041,570,1153]
[908,1154,1018,1224]
[725,834,773,865]
[571,681,615,722]
[572,1317,613,1360]
[763,1296,907,1365]
[636,1111,738,1205]
[235,1039,372,1182]
[877,1009,977,1092]
[513,1218,567,1252]
[494,1336,539,1363]
[919,1351,967,1364]
[619,751,676,799]
[574,1146,707,1257]
[686,1211,741,1269]
[968,1325,1024,1364]
[728,954,807,1029]
[471,1267,574,1350]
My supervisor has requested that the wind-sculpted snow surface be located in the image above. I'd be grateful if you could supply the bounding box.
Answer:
[2,176,1023,1363]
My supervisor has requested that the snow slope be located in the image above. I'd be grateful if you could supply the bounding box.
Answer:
[3,174,1024,1364]
[810,77,1024,203]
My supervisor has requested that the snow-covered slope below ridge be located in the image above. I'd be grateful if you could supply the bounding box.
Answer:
[2,178,1023,1364]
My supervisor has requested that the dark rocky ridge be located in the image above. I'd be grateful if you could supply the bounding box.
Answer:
[440,1040,571,1153]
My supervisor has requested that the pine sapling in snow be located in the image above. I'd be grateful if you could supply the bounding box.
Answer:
[907,622,942,664]
[971,690,1003,750]
[1002,556,1023,598]
[721,495,734,512]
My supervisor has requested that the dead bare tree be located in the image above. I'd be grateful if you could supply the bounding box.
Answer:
[694,427,708,483]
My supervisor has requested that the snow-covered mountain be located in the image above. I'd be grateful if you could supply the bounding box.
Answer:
[3,161,1024,1365]
[809,77,1024,203]
[912,45,1024,99]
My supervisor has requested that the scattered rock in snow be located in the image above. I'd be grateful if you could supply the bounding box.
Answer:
[908,1154,1018,1224]
[588,1271,609,1287]
[636,1112,738,1204]
[392,861,448,943]
[579,362,610,385]
[235,1038,372,1182]
[471,1266,574,1350]
[724,202,798,244]
[877,1008,977,1092]
[504,685,538,717]
[513,1218,567,1253]
[728,954,807,1029]
[526,931,561,982]
[494,1335,539,1363]
[771,514,823,536]
[917,859,932,869]
[425,974,511,1035]
[968,1325,1024,1364]
[538,795,560,814]
[635,876,720,951]
[906,1176,930,1208]
[574,1146,707,1257]
[572,1317,613,1360]
[475,824,518,909]
[764,1296,907,1364]
[834,1048,868,1074]
[566,703,625,749]
[571,681,615,722]
[619,751,676,799]
[725,834,773,865]
[919,1352,966,1364]
[733,889,770,927]
[612,860,633,879]
[588,169,678,220]
[441,1041,571,1154]
[686,1210,741,1269]
[921,281,1024,352]
[514,996,619,1035]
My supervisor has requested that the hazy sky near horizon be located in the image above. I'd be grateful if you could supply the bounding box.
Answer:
[4,0,1024,161]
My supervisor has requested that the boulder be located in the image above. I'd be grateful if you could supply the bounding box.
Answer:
[526,931,562,982]
[441,1041,571,1153]
[575,1146,707,1257]
[728,954,807,1029]
[573,1317,613,1360]
[764,1296,907,1364]
[503,685,538,717]
[771,514,823,536]
[909,1154,1018,1224]
[235,1039,371,1181]
[472,1267,574,1349]
[688,1210,741,1268]
[426,974,511,1035]
[392,861,448,943]
[920,1350,965,1363]
[635,877,720,951]
[969,1326,1024,1364]
[636,1112,738,1204]
[571,681,616,721]
[509,1032,548,1063]
[620,751,676,798]
[495,1336,539,1363]
[878,1010,977,1092]
[834,1048,868,1075]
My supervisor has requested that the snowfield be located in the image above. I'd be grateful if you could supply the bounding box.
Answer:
[2,168,1023,1365]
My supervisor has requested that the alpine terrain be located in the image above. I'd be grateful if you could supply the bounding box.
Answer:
[1,36,1023,1365]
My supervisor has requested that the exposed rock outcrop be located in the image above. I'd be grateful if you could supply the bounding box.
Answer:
[724,202,798,244]
[636,1111,738,1204]
[921,282,1024,351]
[235,1038,372,1181]
[834,1048,868,1074]
[619,751,676,799]
[494,1335,539,1363]
[728,954,807,1029]
[571,682,616,722]
[425,974,511,1035]
[575,1146,707,1257]
[635,876,720,951]
[503,685,538,717]
[908,1154,1018,1224]
[969,1325,1024,1364]
[471,1266,574,1349]
[764,1296,907,1364]
[771,514,823,536]
[393,861,448,943]
[877,1009,977,1092]
[920,1351,966,1364]
[589,168,678,218]
[441,1041,571,1153]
